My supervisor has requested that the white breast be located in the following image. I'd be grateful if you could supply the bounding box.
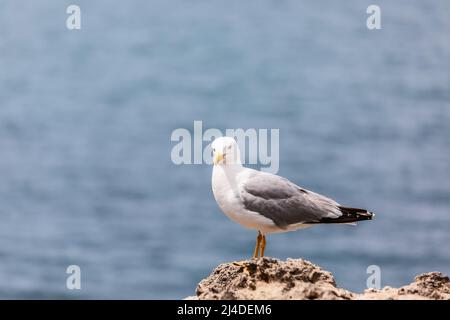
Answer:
[212,165,242,219]
[212,165,279,233]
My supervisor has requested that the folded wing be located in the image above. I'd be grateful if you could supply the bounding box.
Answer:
[239,171,343,229]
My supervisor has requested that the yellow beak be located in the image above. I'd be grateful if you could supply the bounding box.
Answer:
[213,152,224,165]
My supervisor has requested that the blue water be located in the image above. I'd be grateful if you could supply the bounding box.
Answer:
[0,0,449,299]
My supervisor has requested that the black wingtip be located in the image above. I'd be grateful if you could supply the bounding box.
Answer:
[338,206,374,222]
[304,206,375,224]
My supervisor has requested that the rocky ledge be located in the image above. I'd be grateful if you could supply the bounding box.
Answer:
[187,258,449,300]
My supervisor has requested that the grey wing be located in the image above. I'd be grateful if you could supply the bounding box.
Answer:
[239,171,342,229]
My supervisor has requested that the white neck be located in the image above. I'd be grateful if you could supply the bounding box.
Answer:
[212,163,244,199]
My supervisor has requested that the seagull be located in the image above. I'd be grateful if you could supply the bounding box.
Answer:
[211,137,374,258]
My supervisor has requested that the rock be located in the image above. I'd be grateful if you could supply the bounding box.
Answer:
[358,272,450,300]
[195,258,353,300]
[191,257,450,300]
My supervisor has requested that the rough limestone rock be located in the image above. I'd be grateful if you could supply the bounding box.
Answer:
[190,258,449,300]
[359,272,450,300]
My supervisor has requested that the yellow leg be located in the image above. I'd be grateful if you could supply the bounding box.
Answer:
[253,231,262,258]
[260,235,266,257]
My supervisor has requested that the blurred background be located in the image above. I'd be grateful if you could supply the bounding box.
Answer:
[0,0,449,299]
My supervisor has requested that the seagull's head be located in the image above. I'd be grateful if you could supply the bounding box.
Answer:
[211,137,242,166]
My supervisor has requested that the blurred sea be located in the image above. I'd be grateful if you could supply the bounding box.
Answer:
[0,0,449,298]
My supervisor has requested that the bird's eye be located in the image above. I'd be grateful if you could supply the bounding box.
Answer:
[213,148,216,152]
[227,145,232,150]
